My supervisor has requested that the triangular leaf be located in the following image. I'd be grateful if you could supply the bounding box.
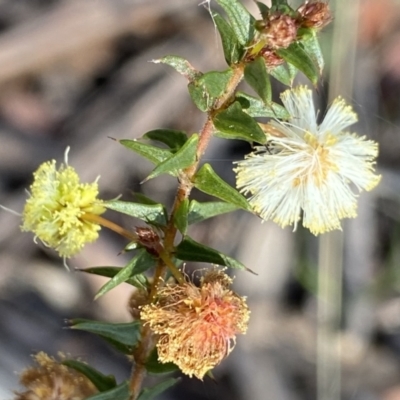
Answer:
[255,1,270,18]
[244,57,271,103]
[236,92,290,119]
[277,42,319,85]
[137,378,179,400]
[119,140,172,165]
[70,320,141,354]
[188,69,234,112]
[213,101,266,143]
[86,381,130,400]
[176,236,248,270]
[95,250,156,299]
[215,0,256,46]
[144,134,198,182]
[188,200,239,225]
[193,164,251,210]
[145,348,179,375]
[153,55,200,81]
[105,200,167,226]
[213,11,244,65]
[143,129,188,153]
[174,198,189,235]
[79,267,148,290]
[62,360,117,392]
[299,28,324,73]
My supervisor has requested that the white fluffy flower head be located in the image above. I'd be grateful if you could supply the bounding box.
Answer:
[235,86,381,235]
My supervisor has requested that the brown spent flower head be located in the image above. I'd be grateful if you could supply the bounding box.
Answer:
[140,270,250,379]
[298,1,332,29]
[13,352,97,400]
[262,13,298,49]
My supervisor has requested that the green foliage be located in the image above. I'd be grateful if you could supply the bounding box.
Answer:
[188,200,239,225]
[188,69,234,112]
[276,42,319,85]
[137,378,179,400]
[244,57,271,103]
[70,320,141,354]
[213,102,267,143]
[86,382,130,400]
[193,163,251,210]
[145,348,179,375]
[269,62,298,86]
[79,266,148,290]
[120,139,172,165]
[215,0,256,46]
[143,129,188,153]
[94,250,155,299]
[174,198,189,235]
[299,28,324,73]
[235,92,290,119]
[62,360,117,392]
[176,236,247,270]
[143,134,198,182]
[105,200,167,226]
[153,55,200,81]
[213,12,244,65]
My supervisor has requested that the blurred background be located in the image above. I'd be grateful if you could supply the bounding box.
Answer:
[1,0,400,399]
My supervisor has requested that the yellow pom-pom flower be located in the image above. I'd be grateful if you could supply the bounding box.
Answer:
[141,270,249,379]
[235,86,381,235]
[22,158,106,258]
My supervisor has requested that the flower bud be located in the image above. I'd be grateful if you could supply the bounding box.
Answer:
[298,1,332,30]
[262,14,298,49]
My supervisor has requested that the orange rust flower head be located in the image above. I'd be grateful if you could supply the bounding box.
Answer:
[140,270,250,379]
[13,352,97,400]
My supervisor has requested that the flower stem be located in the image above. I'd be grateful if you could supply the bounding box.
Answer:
[127,62,245,400]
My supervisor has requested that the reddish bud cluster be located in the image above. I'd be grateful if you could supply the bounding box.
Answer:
[253,1,332,69]
[298,1,332,30]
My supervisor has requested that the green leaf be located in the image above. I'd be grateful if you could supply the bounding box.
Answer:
[300,28,324,74]
[70,320,141,354]
[255,1,269,18]
[95,250,156,299]
[105,200,167,226]
[188,69,234,112]
[269,63,293,86]
[213,101,266,143]
[79,267,148,290]
[188,200,239,225]
[277,42,319,85]
[62,360,117,392]
[132,193,159,205]
[137,378,179,400]
[244,57,271,103]
[143,134,198,182]
[153,55,200,81]
[174,198,189,235]
[145,348,179,375]
[119,139,172,165]
[86,381,129,400]
[193,163,251,210]
[143,129,188,153]
[215,0,256,46]
[213,12,244,65]
[236,92,290,119]
[176,236,248,270]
